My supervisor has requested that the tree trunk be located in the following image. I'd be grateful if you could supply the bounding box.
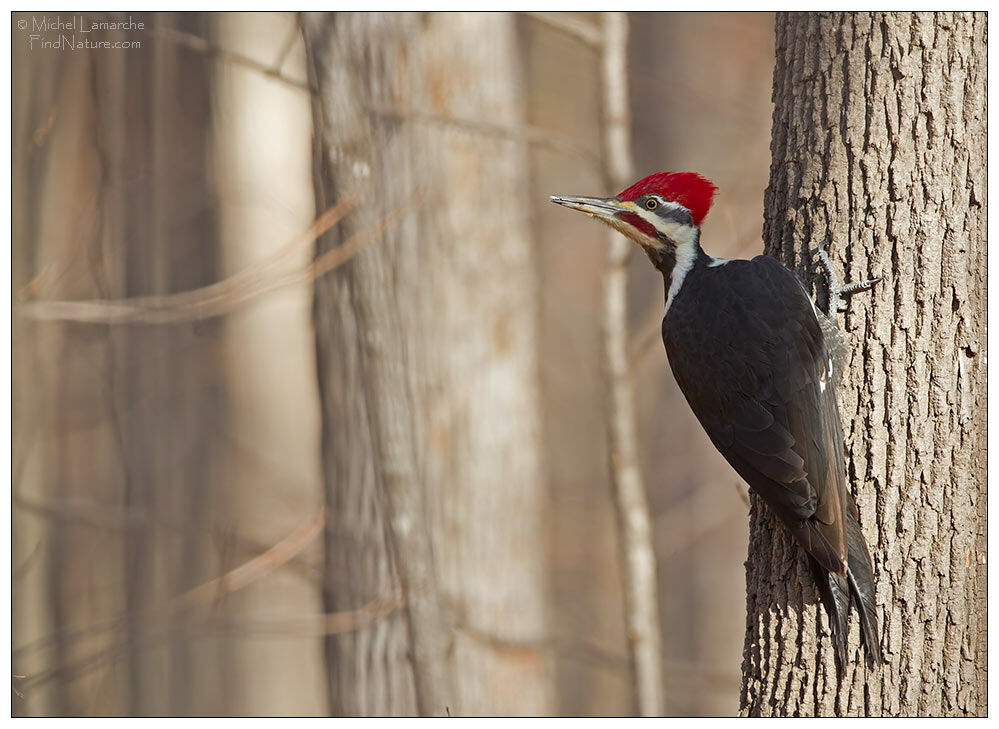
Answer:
[742,12,986,716]
[599,12,666,717]
[12,13,228,715]
[302,12,554,717]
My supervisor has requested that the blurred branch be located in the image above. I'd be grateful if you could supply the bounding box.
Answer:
[15,586,404,694]
[13,507,325,663]
[23,107,57,154]
[16,193,356,320]
[210,588,403,638]
[454,623,738,693]
[17,189,416,324]
[524,12,603,48]
[178,507,325,609]
[271,20,302,72]
[149,25,315,93]
[12,540,42,583]
[14,485,323,581]
[599,12,667,717]
[364,102,601,171]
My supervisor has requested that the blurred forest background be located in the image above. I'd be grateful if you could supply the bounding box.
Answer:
[12,12,776,716]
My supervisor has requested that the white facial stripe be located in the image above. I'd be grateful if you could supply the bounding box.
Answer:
[664,236,699,316]
[632,204,698,248]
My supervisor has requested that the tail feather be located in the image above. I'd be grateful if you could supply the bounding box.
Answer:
[845,511,883,665]
[808,512,882,672]
[808,556,849,669]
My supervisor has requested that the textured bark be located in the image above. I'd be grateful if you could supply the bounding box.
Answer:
[742,12,986,716]
[303,12,553,716]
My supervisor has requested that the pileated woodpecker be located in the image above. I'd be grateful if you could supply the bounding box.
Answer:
[551,171,882,669]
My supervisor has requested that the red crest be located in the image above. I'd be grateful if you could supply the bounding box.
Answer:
[617,172,718,226]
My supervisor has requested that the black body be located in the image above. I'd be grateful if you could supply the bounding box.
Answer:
[662,249,882,668]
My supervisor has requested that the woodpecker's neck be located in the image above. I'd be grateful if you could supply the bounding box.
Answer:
[646,230,707,315]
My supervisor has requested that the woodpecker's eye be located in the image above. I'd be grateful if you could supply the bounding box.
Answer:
[645,198,658,210]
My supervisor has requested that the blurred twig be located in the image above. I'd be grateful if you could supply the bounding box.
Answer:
[15,586,404,694]
[211,589,404,638]
[454,623,738,692]
[17,190,417,324]
[524,12,603,48]
[14,451,324,582]
[12,540,42,583]
[16,193,356,319]
[599,12,667,717]
[149,25,315,93]
[13,507,367,694]
[13,507,325,662]
[271,20,302,72]
[364,102,601,172]
[177,507,325,609]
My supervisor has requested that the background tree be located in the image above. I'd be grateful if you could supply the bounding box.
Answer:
[14,12,330,716]
[13,14,228,714]
[302,12,554,716]
[741,12,986,716]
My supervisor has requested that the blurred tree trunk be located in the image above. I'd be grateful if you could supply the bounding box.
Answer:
[213,13,328,716]
[302,12,554,717]
[743,12,986,716]
[628,12,774,716]
[100,14,225,715]
[13,13,228,716]
[522,14,630,717]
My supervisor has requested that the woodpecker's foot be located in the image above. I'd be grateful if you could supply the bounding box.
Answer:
[816,242,880,316]
[838,277,882,298]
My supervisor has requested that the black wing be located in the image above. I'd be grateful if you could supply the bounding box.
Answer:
[663,255,848,576]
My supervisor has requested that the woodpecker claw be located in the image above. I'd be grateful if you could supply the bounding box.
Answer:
[840,277,882,295]
[816,244,879,316]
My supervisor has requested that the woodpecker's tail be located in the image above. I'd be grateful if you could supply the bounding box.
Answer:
[809,556,850,668]
[809,512,882,671]
[844,509,882,666]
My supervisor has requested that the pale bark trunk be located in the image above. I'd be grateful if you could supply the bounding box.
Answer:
[303,12,554,717]
[599,12,666,717]
[742,11,986,716]
[213,13,327,715]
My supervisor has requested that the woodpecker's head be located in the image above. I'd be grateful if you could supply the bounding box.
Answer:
[550,172,717,265]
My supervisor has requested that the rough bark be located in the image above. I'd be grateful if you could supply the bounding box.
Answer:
[303,12,553,717]
[742,12,986,716]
